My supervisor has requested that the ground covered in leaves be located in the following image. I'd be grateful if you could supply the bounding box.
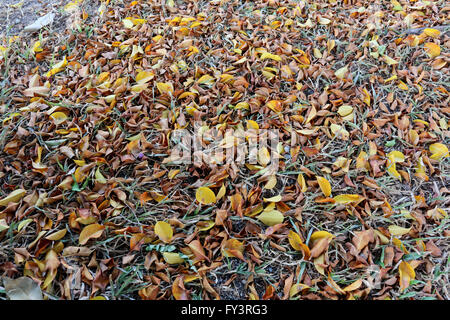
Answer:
[0,0,449,300]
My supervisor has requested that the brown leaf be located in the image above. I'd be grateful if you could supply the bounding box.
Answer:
[352,229,374,253]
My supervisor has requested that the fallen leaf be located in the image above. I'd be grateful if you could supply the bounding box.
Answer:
[424,42,440,58]
[317,176,332,197]
[399,260,415,291]
[388,225,411,237]
[162,252,185,264]
[195,186,217,205]
[0,189,26,207]
[429,143,449,161]
[154,221,173,243]
[257,210,284,226]
[79,224,105,245]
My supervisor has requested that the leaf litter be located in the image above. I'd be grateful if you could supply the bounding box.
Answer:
[0,0,449,300]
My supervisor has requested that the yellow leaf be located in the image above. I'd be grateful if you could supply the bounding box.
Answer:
[289,283,310,297]
[316,176,332,197]
[314,254,326,275]
[97,72,110,84]
[262,70,276,81]
[397,81,409,91]
[195,187,216,205]
[17,219,33,232]
[136,70,155,84]
[409,129,419,145]
[362,88,371,106]
[334,65,348,80]
[216,184,226,200]
[196,220,215,231]
[333,194,362,204]
[49,112,68,125]
[391,0,403,11]
[265,100,282,113]
[343,279,363,292]
[399,261,415,291]
[330,123,349,140]
[122,18,134,28]
[235,102,249,110]
[424,42,440,58]
[154,221,173,243]
[288,230,311,259]
[247,120,259,130]
[327,41,336,53]
[0,45,8,59]
[147,191,165,203]
[0,219,9,232]
[45,229,67,241]
[79,224,105,245]
[130,45,144,60]
[374,230,390,245]
[415,156,428,181]
[305,106,317,124]
[264,175,277,190]
[337,105,353,117]
[32,41,43,53]
[413,119,429,126]
[257,210,284,226]
[162,252,185,264]
[423,28,440,38]
[260,52,282,61]
[439,118,448,130]
[183,275,200,283]
[298,18,313,28]
[95,167,107,184]
[197,74,215,85]
[384,74,397,83]
[327,273,345,295]
[310,231,335,243]
[46,56,68,77]
[288,230,303,251]
[131,83,148,93]
[387,151,405,163]
[297,173,307,192]
[74,166,89,184]
[382,55,398,65]
[258,147,271,166]
[156,82,174,95]
[64,0,83,12]
[220,73,234,83]
[73,159,86,166]
[0,189,26,207]
[318,17,331,25]
[386,158,401,180]
[429,143,449,161]
[263,195,282,202]
[222,239,245,259]
[168,169,180,180]
[388,225,411,237]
